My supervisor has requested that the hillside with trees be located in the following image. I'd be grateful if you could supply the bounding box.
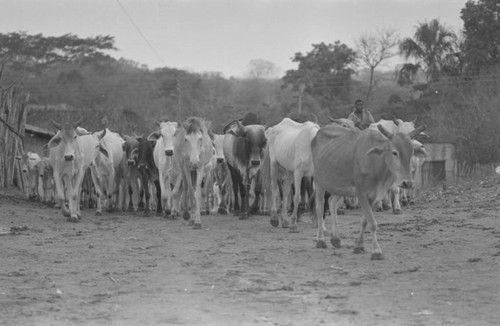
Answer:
[1,0,499,168]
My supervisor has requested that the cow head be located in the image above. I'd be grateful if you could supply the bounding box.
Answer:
[181,117,209,170]
[368,124,427,189]
[329,117,356,130]
[121,135,140,167]
[135,137,154,170]
[227,121,266,167]
[212,134,226,164]
[48,118,85,161]
[148,121,180,157]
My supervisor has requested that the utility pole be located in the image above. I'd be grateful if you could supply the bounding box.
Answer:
[298,83,306,113]
[176,78,182,120]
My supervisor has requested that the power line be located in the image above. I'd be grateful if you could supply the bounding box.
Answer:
[114,0,166,67]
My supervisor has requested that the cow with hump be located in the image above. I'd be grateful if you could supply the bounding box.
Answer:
[222,113,267,219]
[311,121,426,260]
[47,119,106,222]
[170,117,214,228]
[262,117,319,232]
[148,120,180,218]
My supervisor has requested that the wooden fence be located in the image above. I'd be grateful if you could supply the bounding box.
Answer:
[0,84,30,188]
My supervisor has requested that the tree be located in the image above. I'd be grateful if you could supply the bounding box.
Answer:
[398,19,457,83]
[0,32,117,75]
[461,0,500,75]
[246,59,281,79]
[356,28,399,101]
[282,42,357,111]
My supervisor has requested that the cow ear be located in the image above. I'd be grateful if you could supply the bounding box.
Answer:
[147,131,160,141]
[99,145,109,158]
[413,143,428,158]
[76,127,90,136]
[367,145,385,156]
[95,129,106,140]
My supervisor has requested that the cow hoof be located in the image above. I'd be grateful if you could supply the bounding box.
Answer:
[183,211,191,221]
[249,206,259,215]
[370,252,384,261]
[201,210,208,216]
[238,213,249,220]
[62,211,70,218]
[316,240,327,249]
[95,211,102,216]
[192,223,202,229]
[270,218,279,228]
[382,204,391,211]
[68,216,79,223]
[289,225,299,233]
[374,207,383,212]
[393,209,401,215]
[282,220,290,228]
[353,247,365,254]
[330,237,341,248]
[337,209,345,216]
[218,207,228,215]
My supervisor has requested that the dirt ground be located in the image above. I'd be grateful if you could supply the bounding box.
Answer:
[1,176,500,326]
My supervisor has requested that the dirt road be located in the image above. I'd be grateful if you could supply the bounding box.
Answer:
[1,177,499,326]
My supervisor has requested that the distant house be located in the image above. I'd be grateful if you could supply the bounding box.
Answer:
[24,104,152,156]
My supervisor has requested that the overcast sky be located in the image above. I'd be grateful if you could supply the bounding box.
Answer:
[1,0,466,78]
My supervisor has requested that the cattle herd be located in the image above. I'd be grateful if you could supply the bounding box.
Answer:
[16,113,427,260]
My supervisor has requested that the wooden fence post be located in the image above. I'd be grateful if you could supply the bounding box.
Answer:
[0,84,30,188]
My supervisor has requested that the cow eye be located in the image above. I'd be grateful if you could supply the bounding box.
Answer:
[392,151,399,157]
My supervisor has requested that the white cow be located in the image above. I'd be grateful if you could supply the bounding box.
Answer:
[16,152,41,199]
[35,157,54,204]
[370,119,428,213]
[93,128,125,214]
[262,118,320,232]
[48,120,105,222]
[148,121,180,217]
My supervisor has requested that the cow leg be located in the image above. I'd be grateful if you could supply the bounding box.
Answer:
[280,172,293,229]
[269,161,281,227]
[90,166,104,215]
[159,173,171,217]
[191,168,205,229]
[328,195,343,248]
[289,170,304,233]
[356,196,383,260]
[391,184,402,214]
[314,183,328,248]
[73,168,88,220]
[141,173,151,217]
[239,178,249,220]
[53,171,69,217]
[154,180,162,216]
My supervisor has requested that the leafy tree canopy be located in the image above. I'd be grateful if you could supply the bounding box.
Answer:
[282,41,357,106]
[0,31,116,73]
[461,0,500,75]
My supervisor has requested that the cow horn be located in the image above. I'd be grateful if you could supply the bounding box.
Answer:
[392,116,400,126]
[408,124,427,139]
[51,120,62,130]
[377,124,394,139]
[74,117,84,127]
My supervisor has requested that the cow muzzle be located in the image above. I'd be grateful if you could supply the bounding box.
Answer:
[217,158,224,164]
[400,180,413,189]
[22,169,28,173]
[165,149,173,156]
[250,159,260,166]
[64,155,74,161]
[127,160,135,166]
